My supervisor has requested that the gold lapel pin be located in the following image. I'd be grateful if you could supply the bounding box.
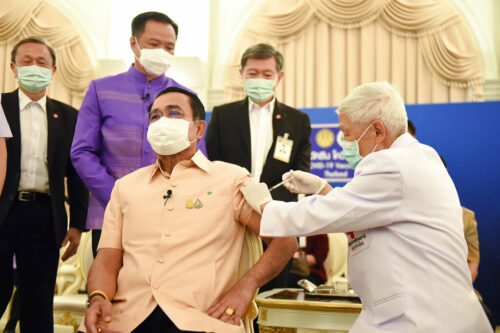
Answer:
[194,199,203,208]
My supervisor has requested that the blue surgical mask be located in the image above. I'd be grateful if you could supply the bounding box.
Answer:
[17,65,52,93]
[339,124,378,169]
[244,78,276,103]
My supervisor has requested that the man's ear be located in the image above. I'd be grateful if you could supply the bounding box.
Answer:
[373,120,386,143]
[10,62,18,79]
[196,120,207,139]
[276,71,284,86]
[130,36,139,58]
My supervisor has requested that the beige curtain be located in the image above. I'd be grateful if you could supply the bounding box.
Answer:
[225,0,484,107]
[0,0,95,108]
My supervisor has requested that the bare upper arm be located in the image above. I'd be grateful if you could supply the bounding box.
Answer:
[94,248,123,272]
[245,210,273,245]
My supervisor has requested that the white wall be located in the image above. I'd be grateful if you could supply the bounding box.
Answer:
[207,0,264,89]
[48,0,111,64]
[49,0,211,62]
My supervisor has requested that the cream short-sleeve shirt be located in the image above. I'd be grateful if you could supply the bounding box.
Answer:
[98,151,255,332]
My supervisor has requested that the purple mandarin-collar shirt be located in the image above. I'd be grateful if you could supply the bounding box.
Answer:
[71,65,192,229]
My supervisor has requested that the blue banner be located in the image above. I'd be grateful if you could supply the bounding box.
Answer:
[310,124,353,182]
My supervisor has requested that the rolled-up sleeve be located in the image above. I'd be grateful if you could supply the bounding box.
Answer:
[233,167,255,226]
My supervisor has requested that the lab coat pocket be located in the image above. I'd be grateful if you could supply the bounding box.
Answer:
[373,293,407,325]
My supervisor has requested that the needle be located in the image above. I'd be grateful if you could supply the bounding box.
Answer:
[269,177,294,192]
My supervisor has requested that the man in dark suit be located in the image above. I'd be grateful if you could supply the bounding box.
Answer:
[0,36,88,332]
[206,43,311,292]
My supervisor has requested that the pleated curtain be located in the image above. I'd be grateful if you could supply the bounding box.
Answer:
[0,0,95,108]
[224,0,484,107]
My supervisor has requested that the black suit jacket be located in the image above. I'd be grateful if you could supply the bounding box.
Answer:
[0,90,88,245]
[206,98,311,202]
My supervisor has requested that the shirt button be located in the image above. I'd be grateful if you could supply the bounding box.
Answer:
[153,282,159,289]
[158,257,165,263]
[167,205,173,211]
[164,231,171,237]
[171,182,177,187]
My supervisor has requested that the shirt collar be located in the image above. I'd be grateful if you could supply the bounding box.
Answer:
[248,97,275,113]
[125,64,169,85]
[390,132,418,149]
[191,150,211,173]
[148,150,211,183]
[18,89,47,112]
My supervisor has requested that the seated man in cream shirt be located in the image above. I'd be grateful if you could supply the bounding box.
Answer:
[82,87,297,333]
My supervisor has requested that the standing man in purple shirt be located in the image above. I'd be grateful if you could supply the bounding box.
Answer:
[71,12,192,256]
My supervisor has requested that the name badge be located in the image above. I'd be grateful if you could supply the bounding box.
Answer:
[347,231,370,255]
[273,133,293,163]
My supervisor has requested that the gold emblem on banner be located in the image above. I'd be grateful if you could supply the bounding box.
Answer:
[315,129,335,148]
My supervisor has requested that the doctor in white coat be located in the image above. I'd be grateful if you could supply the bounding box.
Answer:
[241,82,492,333]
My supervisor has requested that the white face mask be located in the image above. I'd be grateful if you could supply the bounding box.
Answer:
[135,38,173,76]
[147,117,196,155]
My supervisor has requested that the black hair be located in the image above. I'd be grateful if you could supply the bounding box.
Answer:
[407,120,416,136]
[131,11,178,38]
[150,87,205,121]
[11,36,56,66]
[439,155,448,169]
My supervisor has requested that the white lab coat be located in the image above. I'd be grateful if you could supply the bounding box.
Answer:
[261,133,492,333]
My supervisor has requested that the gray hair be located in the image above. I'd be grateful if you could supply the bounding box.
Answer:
[11,36,56,66]
[336,82,408,135]
[240,43,284,72]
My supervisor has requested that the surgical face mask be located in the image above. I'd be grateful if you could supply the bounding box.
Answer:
[244,78,276,103]
[147,117,197,155]
[339,124,378,169]
[16,65,52,93]
[135,38,173,76]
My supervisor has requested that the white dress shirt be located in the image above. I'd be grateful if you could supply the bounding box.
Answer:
[248,97,274,181]
[18,89,50,194]
[260,133,492,332]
